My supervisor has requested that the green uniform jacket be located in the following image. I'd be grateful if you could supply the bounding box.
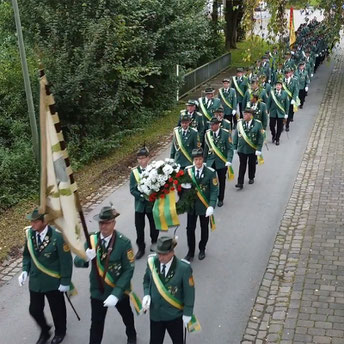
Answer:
[283,58,297,72]
[74,231,134,301]
[246,101,268,130]
[143,254,195,321]
[220,119,232,132]
[283,77,299,102]
[261,62,272,82]
[22,226,73,292]
[232,76,248,102]
[170,127,200,168]
[272,69,284,85]
[130,167,153,213]
[185,164,218,215]
[295,69,310,90]
[218,87,237,116]
[233,119,264,155]
[199,97,221,119]
[305,56,315,76]
[267,90,290,119]
[203,128,233,169]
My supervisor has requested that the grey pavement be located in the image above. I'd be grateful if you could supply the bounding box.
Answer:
[242,44,344,343]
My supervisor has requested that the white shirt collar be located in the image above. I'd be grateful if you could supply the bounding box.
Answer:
[160,256,174,276]
[246,119,252,127]
[100,233,113,248]
[37,225,49,241]
[195,164,204,176]
[213,128,220,136]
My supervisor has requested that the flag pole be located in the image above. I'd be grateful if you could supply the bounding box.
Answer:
[11,0,39,162]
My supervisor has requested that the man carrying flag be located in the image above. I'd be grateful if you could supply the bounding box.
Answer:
[18,208,73,344]
[74,206,137,344]
[203,117,233,207]
[183,148,218,261]
[142,236,196,344]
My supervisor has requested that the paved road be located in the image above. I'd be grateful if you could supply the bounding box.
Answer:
[0,56,334,343]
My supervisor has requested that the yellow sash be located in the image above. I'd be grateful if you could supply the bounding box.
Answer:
[232,77,244,97]
[173,128,193,163]
[218,88,233,109]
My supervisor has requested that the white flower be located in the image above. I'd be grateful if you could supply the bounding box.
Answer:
[162,164,173,176]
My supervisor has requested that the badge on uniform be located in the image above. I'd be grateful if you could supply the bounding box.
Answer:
[63,243,70,252]
[212,178,218,186]
[127,249,135,263]
[189,275,194,287]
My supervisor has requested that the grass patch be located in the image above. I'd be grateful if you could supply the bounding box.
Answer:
[0,103,184,262]
[287,0,320,9]
[230,36,272,68]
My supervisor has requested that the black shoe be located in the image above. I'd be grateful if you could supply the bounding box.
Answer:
[286,127,289,132]
[127,336,137,344]
[217,200,223,207]
[290,119,294,122]
[36,328,51,344]
[276,140,280,146]
[249,179,254,184]
[235,184,243,189]
[299,105,303,109]
[198,250,206,260]
[272,136,276,143]
[135,249,145,260]
[184,253,194,262]
[51,334,65,344]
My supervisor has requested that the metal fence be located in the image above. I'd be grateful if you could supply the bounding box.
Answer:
[179,52,231,99]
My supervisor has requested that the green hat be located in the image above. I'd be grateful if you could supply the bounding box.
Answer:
[93,206,120,222]
[137,146,149,157]
[276,79,283,85]
[222,78,230,83]
[180,113,191,122]
[236,67,244,73]
[214,106,224,113]
[26,208,45,221]
[204,87,215,94]
[298,61,305,66]
[244,108,255,114]
[210,117,220,124]
[156,236,177,254]
[192,147,203,158]
[186,99,197,106]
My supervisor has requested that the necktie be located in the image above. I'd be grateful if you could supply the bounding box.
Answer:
[161,264,166,277]
[183,130,187,137]
[102,238,107,249]
[37,234,42,246]
[196,170,200,179]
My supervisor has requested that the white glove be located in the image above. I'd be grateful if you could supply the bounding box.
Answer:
[58,284,70,292]
[181,183,192,189]
[284,115,288,119]
[205,206,214,217]
[183,315,192,328]
[142,295,151,312]
[291,99,295,105]
[85,248,96,261]
[311,74,314,77]
[255,151,262,156]
[305,86,309,92]
[232,110,236,115]
[18,271,28,286]
[268,80,271,84]
[225,161,232,167]
[291,51,295,55]
[103,295,119,307]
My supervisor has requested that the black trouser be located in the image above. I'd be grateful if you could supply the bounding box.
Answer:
[315,55,321,72]
[213,165,226,202]
[150,317,183,344]
[135,211,159,250]
[238,102,243,118]
[89,296,136,344]
[269,117,284,141]
[299,89,306,107]
[237,153,256,185]
[224,114,236,129]
[286,103,294,128]
[186,213,209,256]
[29,290,66,336]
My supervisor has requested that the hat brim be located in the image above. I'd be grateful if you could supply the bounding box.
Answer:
[26,214,44,221]
[93,213,119,222]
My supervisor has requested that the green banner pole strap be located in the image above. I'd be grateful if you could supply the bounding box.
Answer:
[218,88,233,110]
[174,128,193,163]
[187,169,216,231]
[270,90,286,115]
[232,77,244,97]
[198,97,212,120]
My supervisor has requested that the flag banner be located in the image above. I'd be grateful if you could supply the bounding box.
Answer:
[289,7,296,47]
[39,70,86,260]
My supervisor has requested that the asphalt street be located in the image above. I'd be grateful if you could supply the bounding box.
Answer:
[0,54,334,344]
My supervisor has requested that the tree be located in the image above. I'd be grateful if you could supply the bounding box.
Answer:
[224,0,244,49]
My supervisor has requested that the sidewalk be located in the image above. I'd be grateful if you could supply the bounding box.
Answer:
[241,47,344,343]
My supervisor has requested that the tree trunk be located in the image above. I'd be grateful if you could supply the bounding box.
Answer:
[225,0,244,49]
